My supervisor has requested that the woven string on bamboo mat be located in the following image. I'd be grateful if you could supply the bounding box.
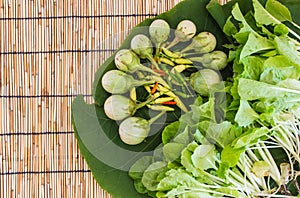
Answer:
[0,0,228,197]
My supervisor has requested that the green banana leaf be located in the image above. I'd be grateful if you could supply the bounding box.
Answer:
[71,0,300,197]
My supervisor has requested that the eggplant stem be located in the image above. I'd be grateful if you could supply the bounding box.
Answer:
[148,110,166,125]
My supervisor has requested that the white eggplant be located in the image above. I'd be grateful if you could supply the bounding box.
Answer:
[104,95,135,121]
[101,70,155,94]
[119,111,166,145]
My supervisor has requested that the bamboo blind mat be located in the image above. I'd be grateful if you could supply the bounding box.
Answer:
[0,0,227,197]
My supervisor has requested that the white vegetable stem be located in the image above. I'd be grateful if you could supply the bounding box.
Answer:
[148,110,166,125]
[271,113,300,165]
[170,187,245,198]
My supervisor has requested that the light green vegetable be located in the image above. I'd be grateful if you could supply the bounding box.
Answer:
[274,36,300,66]
[253,0,300,41]
[239,32,274,60]
[162,126,192,162]
[230,3,258,44]
[163,142,186,162]
[260,55,300,84]
[127,0,300,196]
[198,121,237,148]
[149,19,170,51]
[129,156,153,180]
[141,161,168,191]
[189,69,221,97]
[101,69,155,94]
[181,31,217,53]
[189,50,228,70]
[234,100,259,127]
[191,144,217,171]
[251,161,270,178]
[130,34,159,69]
[167,20,197,49]
[237,78,300,110]
[104,95,135,120]
[239,56,264,80]
[119,111,166,145]
[114,49,159,75]
[231,127,269,149]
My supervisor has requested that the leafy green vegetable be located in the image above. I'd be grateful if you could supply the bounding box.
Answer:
[163,142,186,162]
[232,127,269,149]
[231,3,262,44]
[156,169,198,191]
[274,36,300,66]
[260,55,300,84]
[240,32,274,60]
[181,143,203,177]
[142,161,168,191]
[240,56,264,80]
[173,126,192,145]
[234,100,259,127]
[198,120,236,147]
[265,0,293,22]
[161,121,180,144]
[253,0,282,26]
[156,168,239,197]
[223,16,238,36]
[252,0,300,39]
[220,145,244,168]
[238,78,300,101]
[129,156,153,180]
[191,144,217,170]
[220,128,270,170]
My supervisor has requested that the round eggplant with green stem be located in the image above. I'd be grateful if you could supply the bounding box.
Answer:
[167,20,197,49]
[181,31,217,54]
[119,111,166,145]
[189,68,221,97]
[104,94,165,121]
[189,50,228,70]
[104,94,136,121]
[149,19,171,56]
[130,34,159,69]
[204,50,228,70]
[101,69,155,94]
[114,49,159,75]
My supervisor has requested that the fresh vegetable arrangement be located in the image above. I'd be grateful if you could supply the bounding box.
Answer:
[101,17,228,146]
[71,0,300,197]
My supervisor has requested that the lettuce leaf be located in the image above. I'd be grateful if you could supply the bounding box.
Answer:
[191,144,218,171]
[237,78,300,101]
[234,100,259,127]
[198,121,237,148]
[240,32,274,60]
[142,161,168,191]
